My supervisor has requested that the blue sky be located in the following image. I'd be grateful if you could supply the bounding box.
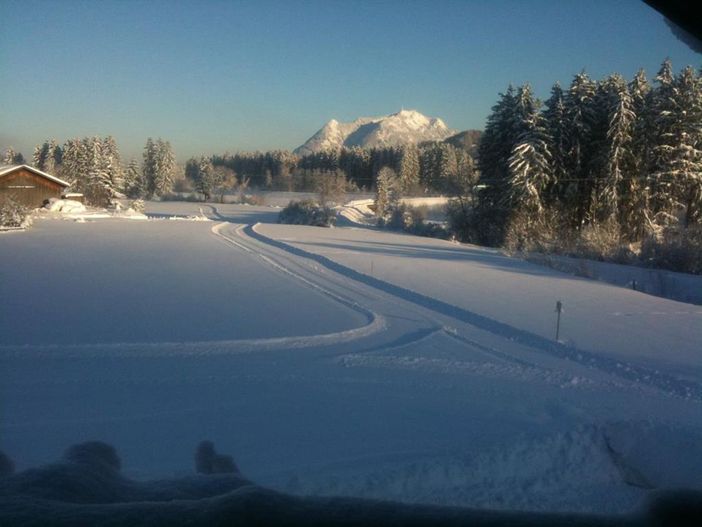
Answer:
[1,0,699,161]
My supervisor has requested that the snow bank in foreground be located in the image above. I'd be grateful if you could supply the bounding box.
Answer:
[281,422,702,513]
[1,439,701,526]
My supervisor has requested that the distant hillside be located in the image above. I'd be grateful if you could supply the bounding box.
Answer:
[443,129,482,156]
[294,110,456,156]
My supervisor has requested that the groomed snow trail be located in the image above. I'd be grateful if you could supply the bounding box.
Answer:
[243,221,702,402]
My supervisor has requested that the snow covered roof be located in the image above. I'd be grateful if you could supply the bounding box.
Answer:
[0,164,70,187]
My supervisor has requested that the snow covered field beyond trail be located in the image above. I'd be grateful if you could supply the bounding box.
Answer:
[255,223,702,379]
[1,203,701,515]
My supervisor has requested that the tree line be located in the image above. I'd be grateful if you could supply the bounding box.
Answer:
[209,141,474,195]
[459,59,701,259]
[9,137,177,206]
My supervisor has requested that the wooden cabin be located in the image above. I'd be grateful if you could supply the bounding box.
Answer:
[0,165,70,208]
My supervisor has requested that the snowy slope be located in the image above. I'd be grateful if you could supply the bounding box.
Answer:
[294,110,456,155]
[1,202,701,515]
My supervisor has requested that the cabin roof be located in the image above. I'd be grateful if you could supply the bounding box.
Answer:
[0,164,70,187]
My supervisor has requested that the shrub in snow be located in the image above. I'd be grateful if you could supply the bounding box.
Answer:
[0,451,14,476]
[64,441,121,473]
[241,194,266,206]
[0,196,29,228]
[195,441,239,475]
[0,440,250,508]
[378,203,448,239]
[641,226,702,275]
[278,200,335,227]
[568,221,635,264]
[130,199,145,213]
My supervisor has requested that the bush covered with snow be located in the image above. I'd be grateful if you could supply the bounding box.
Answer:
[45,198,87,214]
[0,197,30,228]
[379,203,448,238]
[278,200,335,227]
[641,226,702,275]
[130,199,145,213]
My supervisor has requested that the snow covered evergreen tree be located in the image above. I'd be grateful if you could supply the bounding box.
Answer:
[543,83,568,204]
[142,138,175,198]
[648,59,685,228]
[504,84,552,244]
[595,74,636,228]
[32,140,61,172]
[59,139,85,188]
[375,166,401,221]
[123,158,144,198]
[187,156,217,200]
[155,139,176,197]
[563,72,598,227]
[475,85,521,243]
[83,137,112,206]
[57,137,122,206]
[101,136,123,199]
[3,147,24,165]
[398,144,420,194]
[143,138,158,199]
[626,69,652,238]
[658,65,702,227]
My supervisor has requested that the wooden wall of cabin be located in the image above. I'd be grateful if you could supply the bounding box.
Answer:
[0,169,66,208]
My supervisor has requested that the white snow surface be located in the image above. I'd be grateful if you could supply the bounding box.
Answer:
[1,200,701,515]
[294,109,456,155]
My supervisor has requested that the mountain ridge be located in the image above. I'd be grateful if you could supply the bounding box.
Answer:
[294,110,457,155]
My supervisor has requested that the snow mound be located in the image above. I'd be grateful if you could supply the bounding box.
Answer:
[282,422,702,513]
[45,198,87,214]
[3,439,701,525]
[337,199,376,226]
[117,207,149,220]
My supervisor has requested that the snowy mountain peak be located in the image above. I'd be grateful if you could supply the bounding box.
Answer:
[294,110,456,156]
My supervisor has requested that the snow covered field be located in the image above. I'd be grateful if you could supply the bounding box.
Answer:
[1,201,701,514]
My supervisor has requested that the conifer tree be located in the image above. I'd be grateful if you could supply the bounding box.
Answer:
[648,59,683,228]
[666,66,702,226]
[477,86,518,206]
[375,167,400,220]
[123,158,143,198]
[398,144,420,194]
[59,138,85,188]
[143,138,158,198]
[3,147,24,165]
[543,83,568,204]
[189,156,216,200]
[506,84,552,230]
[154,139,176,197]
[563,72,598,227]
[597,74,636,226]
[101,136,122,196]
[33,140,60,172]
[626,69,652,238]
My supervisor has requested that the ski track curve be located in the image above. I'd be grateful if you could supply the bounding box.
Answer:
[0,221,387,360]
[243,222,702,402]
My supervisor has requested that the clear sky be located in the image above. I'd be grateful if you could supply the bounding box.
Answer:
[1,0,700,161]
